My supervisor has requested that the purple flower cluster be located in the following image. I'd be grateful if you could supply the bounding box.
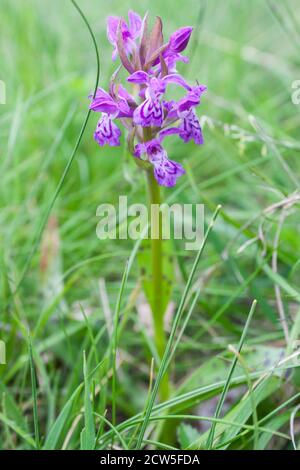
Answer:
[89,11,206,187]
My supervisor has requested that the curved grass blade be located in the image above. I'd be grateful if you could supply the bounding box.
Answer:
[95,413,128,450]
[206,299,257,449]
[80,351,96,450]
[99,361,296,446]
[12,0,100,295]
[27,333,40,449]
[111,260,129,429]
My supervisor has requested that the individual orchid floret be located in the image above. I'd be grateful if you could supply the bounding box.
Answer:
[127,71,191,127]
[179,108,204,145]
[89,87,120,115]
[163,84,206,144]
[157,27,193,73]
[134,139,185,187]
[134,131,185,187]
[107,11,142,60]
[128,72,166,127]
[89,86,134,118]
[168,27,193,54]
[177,84,207,114]
[153,156,185,187]
[89,84,136,147]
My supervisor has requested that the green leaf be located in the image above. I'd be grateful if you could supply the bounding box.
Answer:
[0,412,36,448]
[177,423,200,449]
[257,412,291,450]
[177,345,284,397]
[27,333,40,449]
[43,384,83,450]
[263,264,300,302]
[189,376,280,449]
[0,382,29,434]
[80,351,95,450]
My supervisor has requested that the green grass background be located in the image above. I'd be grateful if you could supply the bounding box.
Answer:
[0,0,300,450]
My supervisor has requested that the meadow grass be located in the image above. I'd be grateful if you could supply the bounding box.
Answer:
[0,0,300,450]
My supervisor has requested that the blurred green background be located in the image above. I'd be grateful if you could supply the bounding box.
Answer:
[0,0,300,450]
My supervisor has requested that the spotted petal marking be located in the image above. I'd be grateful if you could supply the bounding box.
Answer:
[133,97,163,127]
[179,109,203,145]
[94,114,121,147]
[153,158,185,187]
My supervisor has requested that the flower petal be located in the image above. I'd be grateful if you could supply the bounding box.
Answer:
[117,84,136,106]
[94,114,121,147]
[89,88,119,115]
[128,10,142,39]
[89,87,112,102]
[158,127,181,142]
[107,16,120,45]
[134,138,185,187]
[127,71,150,84]
[153,158,185,187]
[116,19,135,73]
[163,73,191,90]
[147,16,164,60]
[179,109,203,145]
[169,26,193,53]
[177,84,207,114]
[133,142,147,158]
[133,97,163,127]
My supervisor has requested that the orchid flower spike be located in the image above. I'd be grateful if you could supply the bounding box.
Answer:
[89,11,206,188]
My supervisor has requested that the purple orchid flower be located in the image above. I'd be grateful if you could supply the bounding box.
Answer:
[89,11,206,187]
[177,84,207,112]
[134,131,185,187]
[89,86,134,118]
[179,108,203,144]
[89,85,136,147]
[177,85,206,144]
[107,11,142,60]
[127,71,191,127]
[168,27,193,53]
[128,73,166,127]
[152,26,193,73]
[162,84,206,144]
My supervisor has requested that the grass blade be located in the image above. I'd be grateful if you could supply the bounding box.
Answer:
[12,0,100,295]
[43,385,83,449]
[111,260,129,429]
[81,351,96,450]
[27,333,40,449]
[135,205,221,449]
[206,299,257,449]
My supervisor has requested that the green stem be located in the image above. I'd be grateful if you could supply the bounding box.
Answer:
[144,129,170,403]
[146,170,170,402]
